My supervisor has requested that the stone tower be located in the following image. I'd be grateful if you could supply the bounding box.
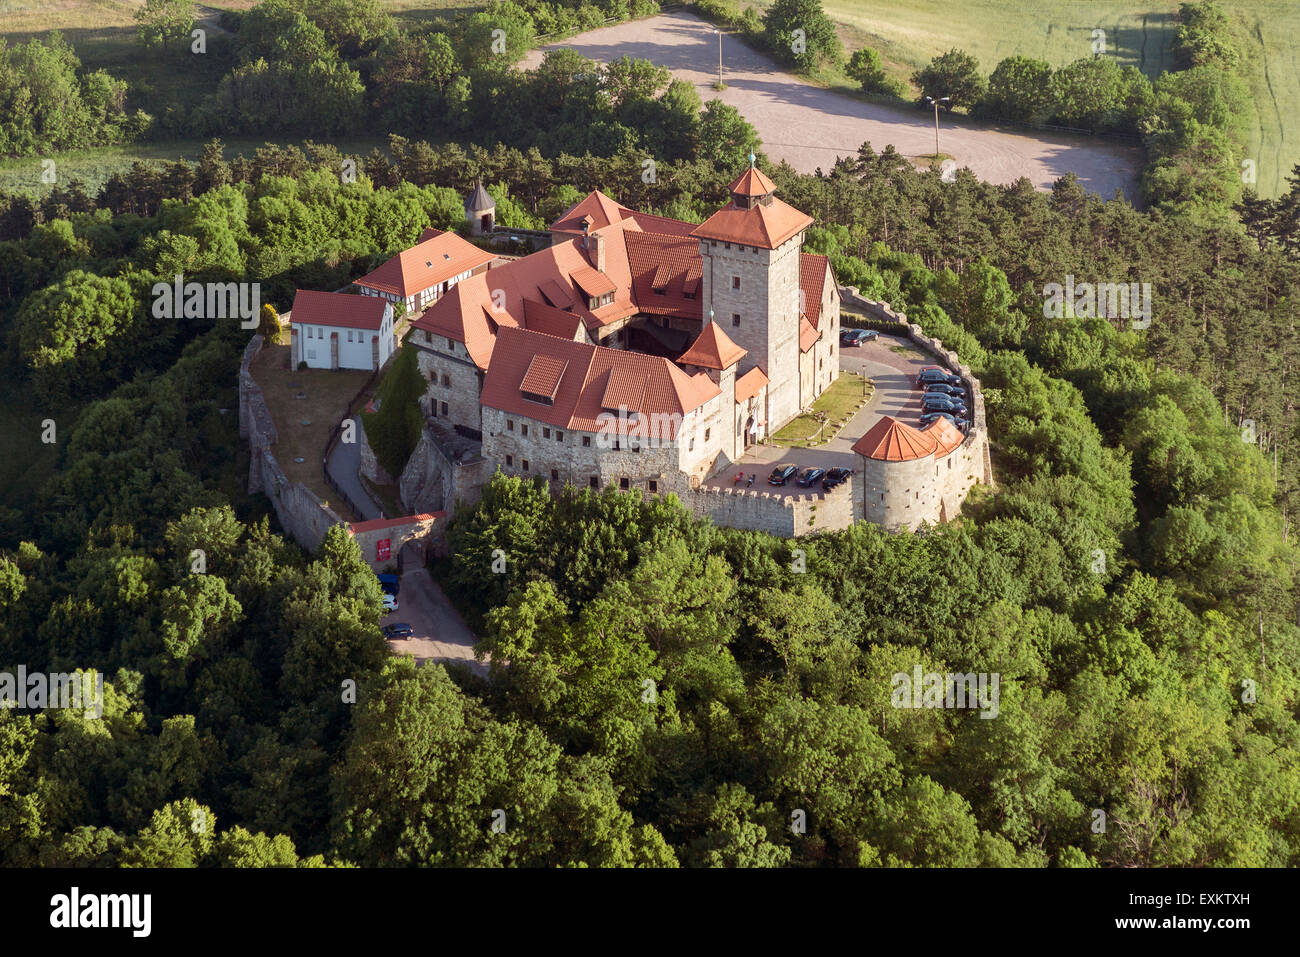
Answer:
[692,158,812,433]
[465,180,495,236]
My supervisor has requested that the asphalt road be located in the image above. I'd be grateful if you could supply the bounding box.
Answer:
[522,11,1140,200]
[384,562,488,677]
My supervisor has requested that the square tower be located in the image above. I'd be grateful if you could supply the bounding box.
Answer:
[693,164,813,433]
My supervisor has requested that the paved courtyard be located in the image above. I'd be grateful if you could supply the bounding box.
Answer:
[704,332,938,494]
[522,11,1140,200]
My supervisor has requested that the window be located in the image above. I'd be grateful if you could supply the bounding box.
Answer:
[447,338,454,350]
[522,459,530,472]
[704,428,711,441]
[441,374,450,386]
[440,401,448,416]
[582,436,591,447]
[732,276,740,290]
[689,437,695,451]
[556,431,564,442]
[550,468,559,481]
[724,243,731,250]
[543,427,551,439]
[423,331,431,344]
[648,480,657,493]
[507,420,514,432]
[619,477,630,490]
[589,476,599,488]
[521,424,528,437]
[430,370,437,382]
[732,314,741,327]
[346,330,353,343]
[506,455,514,467]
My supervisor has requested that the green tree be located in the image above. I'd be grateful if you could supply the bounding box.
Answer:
[911,49,985,111]
[761,0,842,73]
[134,0,196,53]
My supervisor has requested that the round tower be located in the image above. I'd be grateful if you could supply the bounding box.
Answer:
[465,180,495,236]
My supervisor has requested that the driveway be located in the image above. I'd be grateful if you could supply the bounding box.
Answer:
[385,561,488,677]
[705,332,937,493]
[326,433,383,520]
[522,11,1140,200]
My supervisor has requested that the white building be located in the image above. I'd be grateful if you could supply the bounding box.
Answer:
[290,289,395,371]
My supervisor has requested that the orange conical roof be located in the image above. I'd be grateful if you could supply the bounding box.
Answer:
[852,416,937,461]
[678,321,747,370]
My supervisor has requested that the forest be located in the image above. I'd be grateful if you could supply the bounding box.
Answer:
[0,0,1297,867]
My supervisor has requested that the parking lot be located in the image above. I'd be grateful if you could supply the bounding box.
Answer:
[705,332,950,495]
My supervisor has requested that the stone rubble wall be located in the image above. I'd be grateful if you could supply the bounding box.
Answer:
[239,334,346,552]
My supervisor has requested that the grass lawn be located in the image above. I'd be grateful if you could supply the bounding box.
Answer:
[249,342,370,519]
[772,371,871,447]
[743,0,1300,198]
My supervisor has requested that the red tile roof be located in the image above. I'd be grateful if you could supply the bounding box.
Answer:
[290,290,388,331]
[800,253,831,328]
[734,366,769,403]
[521,297,583,340]
[679,321,747,370]
[729,166,778,197]
[625,230,703,321]
[799,317,819,352]
[571,264,617,298]
[347,512,443,534]
[550,189,698,238]
[356,229,494,298]
[852,416,937,462]
[924,416,965,457]
[520,353,569,400]
[692,197,813,250]
[481,326,720,438]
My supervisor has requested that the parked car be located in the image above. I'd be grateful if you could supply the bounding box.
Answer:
[922,392,967,409]
[796,467,827,487]
[922,396,968,416]
[376,573,400,596]
[381,622,414,640]
[920,411,968,429]
[839,328,879,346]
[822,466,854,490]
[768,464,798,486]
[917,369,962,388]
[381,593,399,614]
[924,383,965,398]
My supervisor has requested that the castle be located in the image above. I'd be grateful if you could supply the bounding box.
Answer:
[392,164,840,503]
[329,167,993,539]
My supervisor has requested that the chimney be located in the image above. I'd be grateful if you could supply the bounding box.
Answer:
[590,230,606,273]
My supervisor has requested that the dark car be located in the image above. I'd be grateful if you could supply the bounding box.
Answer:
[924,383,965,398]
[839,329,879,346]
[918,374,963,390]
[381,622,414,640]
[920,411,967,429]
[922,396,968,416]
[376,573,400,596]
[768,464,798,486]
[822,466,854,490]
[796,467,827,487]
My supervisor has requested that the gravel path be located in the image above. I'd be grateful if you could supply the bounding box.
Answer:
[522,12,1140,200]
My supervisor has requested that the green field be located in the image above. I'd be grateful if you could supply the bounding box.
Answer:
[804,0,1300,198]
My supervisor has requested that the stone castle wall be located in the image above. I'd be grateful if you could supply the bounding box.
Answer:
[239,334,346,552]
[840,286,995,530]
[676,477,855,538]
[400,422,492,514]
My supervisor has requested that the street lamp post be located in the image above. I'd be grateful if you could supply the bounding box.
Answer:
[924,95,951,157]
[716,29,723,87]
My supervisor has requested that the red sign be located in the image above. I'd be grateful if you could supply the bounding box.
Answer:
[376,539,391,562]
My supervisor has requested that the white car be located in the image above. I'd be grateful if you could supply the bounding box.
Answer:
[381,593,399,613]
